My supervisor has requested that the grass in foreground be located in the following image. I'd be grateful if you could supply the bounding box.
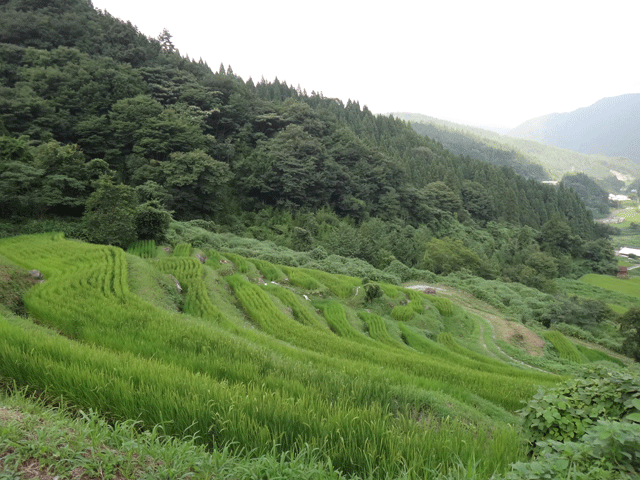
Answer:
[0,389,347,480]
[0,387,521,480]
[0,234,533,479]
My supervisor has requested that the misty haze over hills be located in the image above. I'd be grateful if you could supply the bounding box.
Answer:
[507,93,640,164]
[394,111,640,183]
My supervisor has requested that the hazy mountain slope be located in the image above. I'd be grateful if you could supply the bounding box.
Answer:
[394,112,640,182]
[508,93,640,163]
[407,121,549,181]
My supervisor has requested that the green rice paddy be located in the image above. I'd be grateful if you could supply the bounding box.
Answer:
[0,232,617,479]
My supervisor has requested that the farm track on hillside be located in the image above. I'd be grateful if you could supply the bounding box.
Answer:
[408,284,550,373]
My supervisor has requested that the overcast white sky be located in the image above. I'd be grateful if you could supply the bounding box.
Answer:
[91,0,640,130]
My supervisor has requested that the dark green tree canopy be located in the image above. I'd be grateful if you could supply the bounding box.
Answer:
[82,177,137,248]
[620,307,640,362]
[0,0,614,284]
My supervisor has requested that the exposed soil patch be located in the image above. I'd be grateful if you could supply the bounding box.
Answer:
[408,283,545,357]
[483,310,545,357]
[0,406,23,423]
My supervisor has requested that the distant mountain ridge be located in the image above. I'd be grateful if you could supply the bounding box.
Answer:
[393,112,640,183]
[406,120,549,181]
[508,93,640,163]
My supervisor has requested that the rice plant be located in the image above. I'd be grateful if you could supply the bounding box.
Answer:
[391,304,415,321]
[406,289,426,313]
[0,234,565,480]
[155,257,229,326]
[279,265,323,290]
[127,239,157,258]
[222,251,252,273]
[172,243,192,257]
[250,258,285,282]
[426,295,454,316]
[378,282,401,299]
[358,311,402,347]
[401,325,558,382]
[301,269,360,298]
[262,284,325,329]
[575,344,625,366]
[0,389,349,480]
[544,331,585,363]
[0,312,528,479]
[313,300,365,341]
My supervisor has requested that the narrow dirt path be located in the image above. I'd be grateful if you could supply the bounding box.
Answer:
[456,299,550,373]
[407,284,550,372]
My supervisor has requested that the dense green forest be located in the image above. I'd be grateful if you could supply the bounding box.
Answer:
[560,173,611,218]
[407,121,549,181]
[0,0,619,293]
[507,94,640,163]
[398,113,640,182]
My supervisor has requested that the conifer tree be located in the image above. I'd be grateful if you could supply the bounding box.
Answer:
[158,28,175,53]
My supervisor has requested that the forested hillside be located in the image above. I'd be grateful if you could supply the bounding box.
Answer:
[396,112,640,182]
[508,94,640,163]
[407,121,549,180]
[561,173,611,218]
[0,0,620,291]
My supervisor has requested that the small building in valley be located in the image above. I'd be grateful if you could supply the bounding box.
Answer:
[618,247,640,257]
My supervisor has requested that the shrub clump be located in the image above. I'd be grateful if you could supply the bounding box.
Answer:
[520,369,640,448]
[504,420,640,480]
[506,370,640,479]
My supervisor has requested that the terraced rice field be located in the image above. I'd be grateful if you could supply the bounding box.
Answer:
[0,233,569,479]
[580,274,640,298]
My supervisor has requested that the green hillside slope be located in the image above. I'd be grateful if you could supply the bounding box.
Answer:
[0,233,564,479]
[396,112,640,182]
[508,94,640,163]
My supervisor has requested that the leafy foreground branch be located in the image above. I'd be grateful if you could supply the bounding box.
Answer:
[505,369,640,479]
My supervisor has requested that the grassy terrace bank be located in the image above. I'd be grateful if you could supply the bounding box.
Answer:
[0,233,570,479]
